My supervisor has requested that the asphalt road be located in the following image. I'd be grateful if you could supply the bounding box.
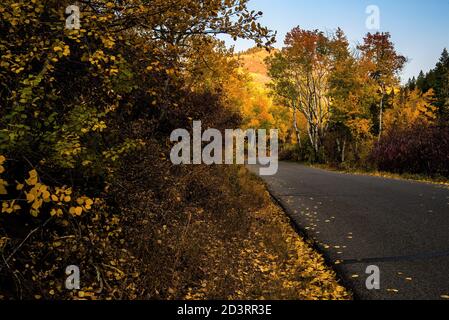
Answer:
[248,162,449,300]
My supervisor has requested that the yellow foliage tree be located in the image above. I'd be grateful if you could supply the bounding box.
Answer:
[384,89,437,131]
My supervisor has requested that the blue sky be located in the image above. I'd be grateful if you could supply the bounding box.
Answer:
[223,0,449,82]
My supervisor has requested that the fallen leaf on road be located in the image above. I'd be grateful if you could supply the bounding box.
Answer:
[387,289,399,293]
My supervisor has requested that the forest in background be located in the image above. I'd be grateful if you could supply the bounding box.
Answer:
[238,31,449,178]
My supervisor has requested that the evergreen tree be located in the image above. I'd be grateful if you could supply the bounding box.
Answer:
[407,76,416,91]
[433,48,449,119]
[416,70,427,92]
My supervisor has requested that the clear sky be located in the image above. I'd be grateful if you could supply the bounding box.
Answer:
[224,0,449,82]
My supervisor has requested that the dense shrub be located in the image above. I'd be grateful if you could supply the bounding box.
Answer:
[371,123,449,177]
[0,0,274,299]
[279,144,301,161]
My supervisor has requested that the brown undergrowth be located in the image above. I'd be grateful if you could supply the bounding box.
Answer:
[1,140,351,300]
[114,143,351,300]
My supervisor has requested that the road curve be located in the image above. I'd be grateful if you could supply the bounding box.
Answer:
[249,162,449,300]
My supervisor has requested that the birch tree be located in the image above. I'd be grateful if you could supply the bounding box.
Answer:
[357,32,406,140]
[267,28,333,159]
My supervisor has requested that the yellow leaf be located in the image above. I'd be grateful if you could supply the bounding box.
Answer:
[63,46,70,57]
[51,208,63,217]
[26,193,35,203]
[26,170,38,186]
[69,206,83,216]
[31,199,42,210]
[387,289,399,293]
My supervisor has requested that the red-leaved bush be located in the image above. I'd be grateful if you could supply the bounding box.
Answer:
[371,123,449,177]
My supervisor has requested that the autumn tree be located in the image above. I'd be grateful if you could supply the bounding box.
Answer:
[327,28,374,162]
[267,28,338,160]
[232,48,292,145]
[266,51,303,149]
[384,88,437,131]
[357,32,406,140]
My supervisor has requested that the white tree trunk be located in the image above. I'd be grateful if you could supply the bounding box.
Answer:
[293,106,302,149]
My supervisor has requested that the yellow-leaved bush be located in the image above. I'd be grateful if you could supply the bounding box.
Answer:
[0,0,277,300]
[1,155,95,218]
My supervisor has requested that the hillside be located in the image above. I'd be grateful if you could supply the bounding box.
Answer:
[237,47,276,85]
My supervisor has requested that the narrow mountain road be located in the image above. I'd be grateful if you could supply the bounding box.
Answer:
[248,162,449,300]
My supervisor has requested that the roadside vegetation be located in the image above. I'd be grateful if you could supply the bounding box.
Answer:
[309,163,449,187]
[0,0,350,300]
